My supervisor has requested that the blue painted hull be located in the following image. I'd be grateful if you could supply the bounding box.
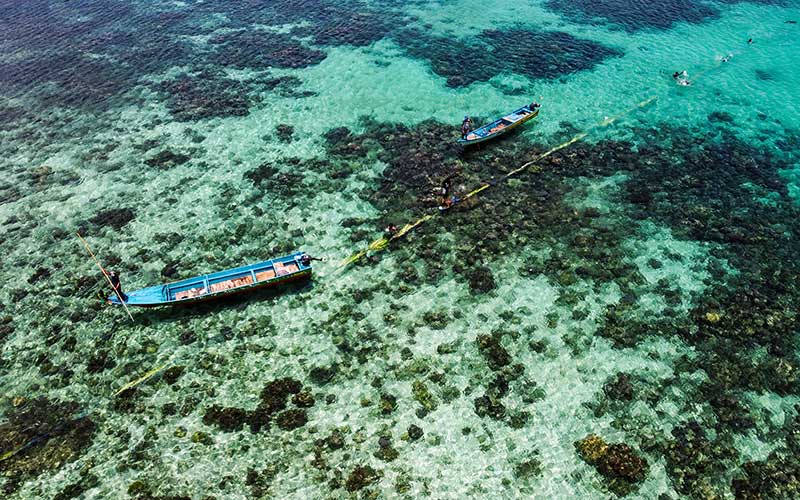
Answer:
[458,104,540,145]
[107,251,312,307]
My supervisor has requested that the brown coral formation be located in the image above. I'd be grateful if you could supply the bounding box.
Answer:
[575,434,648,496]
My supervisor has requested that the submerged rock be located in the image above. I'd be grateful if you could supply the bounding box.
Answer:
[144,150,190,169]
[603,372,634,401]
[575,434,648,496]
[412,380,437,412]
[292,390,315,408]
[275,409,308,431]
[663,421,736,498]
[476,334,511,370]
[732,450,800,500]
[407,424,424,441]
[374,435,399,462]
[203,405,250,432]
[275,124,294,143]
[345,465,379,492]
[88,207,136,230]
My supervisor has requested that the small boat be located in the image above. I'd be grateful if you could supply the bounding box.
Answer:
[107,251,312,307]
[458,103,540,145]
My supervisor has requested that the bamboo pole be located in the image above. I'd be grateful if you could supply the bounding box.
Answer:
[76,232,135,323]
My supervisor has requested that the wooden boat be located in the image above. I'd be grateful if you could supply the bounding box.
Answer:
[458,103,540,145]
[107,251,312,307]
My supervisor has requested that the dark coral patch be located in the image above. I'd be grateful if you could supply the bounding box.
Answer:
[0,398,95,495]
[88,207,136,230]
[145,150,191,169]
[546,0,719,32]
[575,434,649,496]
[662,421,737,498]
[275,409,308,430]
[203,405,250,432]
[399,29,622,87]
[345,465,380,492]
[158,70,252,121]
[209,30,326,70]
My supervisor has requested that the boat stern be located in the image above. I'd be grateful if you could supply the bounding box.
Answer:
[107,285,167,307]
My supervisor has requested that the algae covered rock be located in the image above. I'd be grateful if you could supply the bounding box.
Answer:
[275,409,308,430]
[575,434,648,496]
[732,448,800,499]
[345,465,380,492]
[476,334,511,370]
[88,207,136,230]
[603,372,634,401]
[412,380,437,412]
[663,420,736,498]
[309,365,338,385]
[292,390,315,408]
[203,405,250,432]
[407,424,424,441]
[575,434,609,464]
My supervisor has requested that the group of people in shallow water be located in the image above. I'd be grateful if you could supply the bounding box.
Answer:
[671,36,756,87]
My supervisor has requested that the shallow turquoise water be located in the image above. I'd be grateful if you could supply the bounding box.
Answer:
[1,1,800,498]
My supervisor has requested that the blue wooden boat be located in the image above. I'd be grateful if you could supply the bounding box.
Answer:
[107,251,312,307]
[458,103,540,145]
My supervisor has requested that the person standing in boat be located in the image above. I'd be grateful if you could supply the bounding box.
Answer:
[461,116,472,139]
[108,271,128,301]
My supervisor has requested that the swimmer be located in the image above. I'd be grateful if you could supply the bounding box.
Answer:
[678,79,691,86]
[747,38,753,44]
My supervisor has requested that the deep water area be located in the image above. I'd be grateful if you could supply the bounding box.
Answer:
[2,0,800,498]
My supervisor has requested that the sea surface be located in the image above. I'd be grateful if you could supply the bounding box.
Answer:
[1,1,800,498]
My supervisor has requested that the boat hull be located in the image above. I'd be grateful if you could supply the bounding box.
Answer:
[107,251,312,308]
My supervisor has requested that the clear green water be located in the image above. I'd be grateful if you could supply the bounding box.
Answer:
[1,0,800,498]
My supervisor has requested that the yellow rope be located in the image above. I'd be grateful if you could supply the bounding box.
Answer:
[114,359,172,396]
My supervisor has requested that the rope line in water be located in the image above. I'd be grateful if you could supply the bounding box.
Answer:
[338,95,658,269]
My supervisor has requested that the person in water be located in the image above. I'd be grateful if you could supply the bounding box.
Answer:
[437,170,459,198]
[108,271,128,301]
[748,38,753,44]
[439,194,461,211]
[384,224,399,238]
[529,102,541,109]
[673,70,689,86]
[461,116,472,139]
[300,254,323,266]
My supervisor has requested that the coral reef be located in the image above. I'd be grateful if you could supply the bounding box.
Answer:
[398,29,622,88]
[0,398,95,495]
[546,0,719,31]
[575,434,648,496]
[345,465,379,492]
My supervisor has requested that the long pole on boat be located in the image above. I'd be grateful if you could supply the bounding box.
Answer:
[76,232,135,323]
